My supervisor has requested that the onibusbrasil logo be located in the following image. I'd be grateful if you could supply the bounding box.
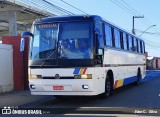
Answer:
[2,106,42,114]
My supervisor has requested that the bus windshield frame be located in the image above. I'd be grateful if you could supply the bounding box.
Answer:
[29,21,94,68]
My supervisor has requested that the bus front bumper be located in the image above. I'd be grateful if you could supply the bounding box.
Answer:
[29,79,100,96]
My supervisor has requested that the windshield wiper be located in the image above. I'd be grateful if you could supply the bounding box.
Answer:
[40,48,57,67]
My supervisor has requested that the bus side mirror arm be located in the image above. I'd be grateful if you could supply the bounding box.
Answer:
[95,55,103,65]
[21,31,34,38]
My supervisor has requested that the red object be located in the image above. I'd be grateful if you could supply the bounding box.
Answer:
[113,80,118,89]
[53,86,64,90]
[2,36,29,91]
[23,37,29,90]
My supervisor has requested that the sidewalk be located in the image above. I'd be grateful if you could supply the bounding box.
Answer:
[0,90,49,108]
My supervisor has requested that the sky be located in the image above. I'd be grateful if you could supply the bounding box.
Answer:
[49,0,160,57]
[20,0,160,57]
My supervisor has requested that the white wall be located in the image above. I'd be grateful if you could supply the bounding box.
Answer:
[0,44,13,93]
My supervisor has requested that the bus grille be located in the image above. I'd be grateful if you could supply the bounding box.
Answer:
[42,77,74,79]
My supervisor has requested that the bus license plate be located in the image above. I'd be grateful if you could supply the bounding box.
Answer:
[53,86,64,90]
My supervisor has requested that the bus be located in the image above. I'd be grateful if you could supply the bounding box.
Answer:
[22,15,146,98]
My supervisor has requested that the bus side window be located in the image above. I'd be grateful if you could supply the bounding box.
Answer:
[136,38,139,53]
[143,41,145,53]
[123,33,127,50]
[120,31,124,49]
[105,24,112,47]
[131,36,134,51]
[95,20,104,49]
[98,36,104,49]
[126,34,129,50]
[138,39,141,53]
[114,28,120,49]
[133,37,137,52]
[111,27,115,47]
[141,41,144,54]
[140,40,143,53]
[128,35,133,51]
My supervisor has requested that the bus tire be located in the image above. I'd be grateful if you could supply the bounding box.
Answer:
[135,69,141,85]
[99,75,112,98]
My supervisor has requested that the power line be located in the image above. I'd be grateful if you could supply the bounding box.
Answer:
[110,0,148,28]
[111,0,157,29]
[121,0,141,15]
[17,0,75,15]
[135,29,160,36]
[120,0,160,35]
[145,42,160,49]
[49,0,75,13]
[110,0,135,15]
[42,0,74,15]
[115,0,137,15]
[120,0,151,26]
[60,0,88,15]
[110,0,160,50]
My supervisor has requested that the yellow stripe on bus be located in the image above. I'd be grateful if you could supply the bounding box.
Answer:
[116,79,124,88]
[79,68,84,74]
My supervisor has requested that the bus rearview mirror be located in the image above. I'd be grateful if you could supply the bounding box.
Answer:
[21,31,34,38]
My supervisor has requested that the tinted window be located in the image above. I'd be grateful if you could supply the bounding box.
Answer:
[131,37,134,51]
[123,33,128,50]
[138,39,141,53]
[58,22,93,59]
[114,28,120,48]
[111,27,115,47]
[105,24,112,47]
[133,37,137,52]
[126,34,129,50]
[120,31,124,49]
[136,39,139,52]
[128,35,133,51]
[143,41,145,53]
[140,40,143,53]
[98,36,104,48]
[141,41,144,54]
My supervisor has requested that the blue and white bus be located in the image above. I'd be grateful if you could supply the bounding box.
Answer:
[23,15,146,98]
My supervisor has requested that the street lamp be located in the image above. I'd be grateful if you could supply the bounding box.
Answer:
[139,25,156,37]
[132,15,144,35]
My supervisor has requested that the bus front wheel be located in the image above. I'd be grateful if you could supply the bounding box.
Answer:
[100,76,112,98]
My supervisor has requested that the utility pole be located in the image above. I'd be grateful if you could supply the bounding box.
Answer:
[132,16,144,35]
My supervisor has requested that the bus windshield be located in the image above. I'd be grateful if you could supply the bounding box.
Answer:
[31,22,93,60]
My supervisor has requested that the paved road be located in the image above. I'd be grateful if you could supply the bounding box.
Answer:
[18,70,160,116]
[1,70,160,116]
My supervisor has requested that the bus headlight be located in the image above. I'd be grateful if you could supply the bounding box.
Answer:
[81,74,92,79]
[74,74,92,79]
[29,75,42,79]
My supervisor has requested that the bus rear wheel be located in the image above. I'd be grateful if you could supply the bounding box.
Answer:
[135,69,141,85]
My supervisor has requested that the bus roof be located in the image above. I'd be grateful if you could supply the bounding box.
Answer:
[34,15,102,23]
